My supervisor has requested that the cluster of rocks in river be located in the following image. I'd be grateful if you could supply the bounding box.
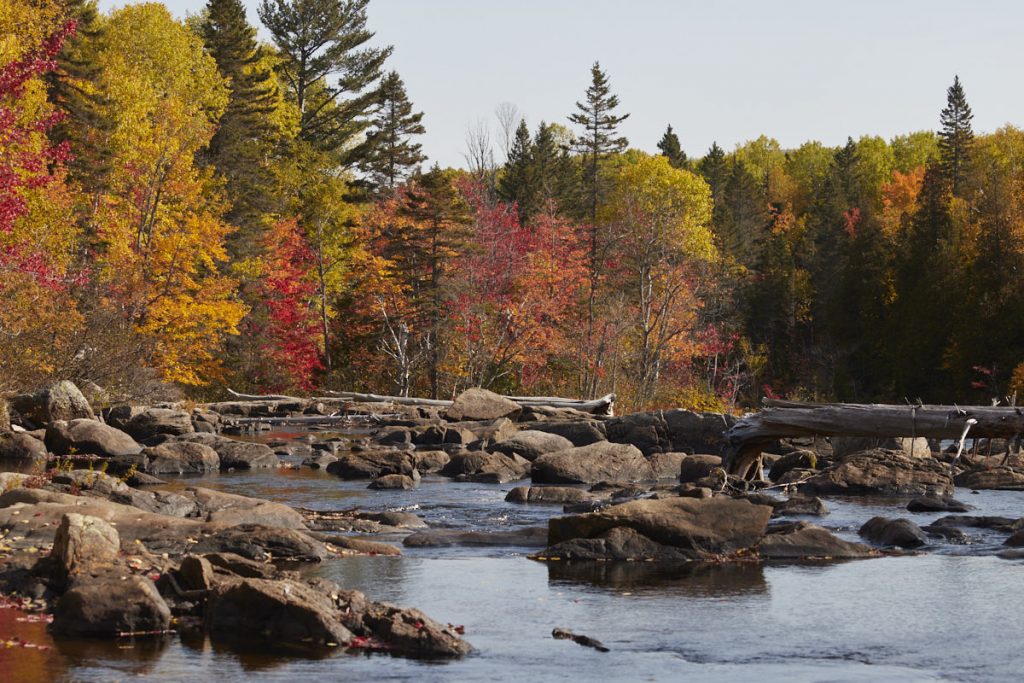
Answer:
[6,382,1024,658]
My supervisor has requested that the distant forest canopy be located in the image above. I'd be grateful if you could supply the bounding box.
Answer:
[3,0,1022,412]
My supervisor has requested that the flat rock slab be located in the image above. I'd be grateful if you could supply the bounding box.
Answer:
[759,523,876,559]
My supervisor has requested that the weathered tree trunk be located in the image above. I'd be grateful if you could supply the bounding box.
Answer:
[724,399,1024,475]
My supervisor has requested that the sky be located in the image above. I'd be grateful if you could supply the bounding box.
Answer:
[96,0,1024,168]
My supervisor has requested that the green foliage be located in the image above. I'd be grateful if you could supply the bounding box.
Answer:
[938,75,974,195]
[360,70,426,193]
[657,124,687,169]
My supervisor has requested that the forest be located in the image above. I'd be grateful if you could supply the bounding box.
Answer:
[3,0,1022,412]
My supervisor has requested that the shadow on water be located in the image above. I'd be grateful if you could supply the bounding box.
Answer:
[546,560,769,597]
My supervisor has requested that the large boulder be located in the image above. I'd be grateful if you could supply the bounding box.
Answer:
[800,449,954,496]
[769,450,817,481]
[489,430,573,462]
[51,575,171,637]
[51,513,121,579]
[142,441,219,474]
[858,516,927,548]
[524,420,606,446]
[444,388,521,422]
[45,419,143,457]
[0,430,47,460]
[954,466,1024,491]
[832,436,931,459]
[11,380,95,426]
[605,409,734,456]
[532,442,654,484]
[191,487,306,529]
[205,578,353,648]
[174,433,278,469]
[191,524,329,562]
[544,496,773,560]
[440,451,529,483]
[758,522,876,559]
[679,454,722,483]
[326,450,417,479]
[124,407,195,441]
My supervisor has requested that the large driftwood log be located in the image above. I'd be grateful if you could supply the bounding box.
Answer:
[723,399,1024,475]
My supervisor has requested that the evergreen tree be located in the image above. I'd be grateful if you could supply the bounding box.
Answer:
[498,119,532,215]
[938,75,974,196]
[657,124,687,169]
[720,162,769,268]
[527,121,576,217]
[699,141,729,208]
[258,0,392,162]
[361,70,426,193]
[568,61,629,222]
[200,0,283,256]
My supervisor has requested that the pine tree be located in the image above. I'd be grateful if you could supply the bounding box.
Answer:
[258,0,392,162]
[498,119,533,215]
[657,124,687,169]
[200,0,282,256]
[568,61,629,222]
[361,71,426,193]
[699,141,729,207]
[528,121,576,216]
[938,75,974,196]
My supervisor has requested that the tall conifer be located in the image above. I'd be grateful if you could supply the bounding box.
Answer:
[938,75,974,196]
[657,124,687,169]
[361,71,426,193]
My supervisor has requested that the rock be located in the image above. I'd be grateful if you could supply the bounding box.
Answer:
[552,627,609,652]
[1003,529,1024,547]
[441,451,529,483]
[505,486,594,504]
[545,496,773,560]
[490,430,574,462]
[929,515,1017,531]
[191,487,307,529]
[858,516,928,548]
[178,554,216,591]
[538,526,697,561]
[11,380,95,426]
[649,452,688,479]
[375,426,413,447]
[51,513,120,579]
[605,410,734,456]
[444,387,521,422]
[205,578,353,648]
[412,450,450,473]
[0,430,47,460]
[52,575,171,637]
[174,433,279,469]
[451,417,518,450]
[922,525,971,543]
[369,474,418,490]
[832,436,931,459]
[302,452,338,469]
[354,511,427,529]
[907,496,970,513]
[142,442,219,474]
[800,449,954,496]
[361,603,472,657]
[525,420,606,446]
[124,407,195,441]
[326,450,416,479]
[403,527,548,548]
[532,442,654,484]
[759,522,876,559]
[315,535,403,556]
[45,419,143,457]
[204,552,279,579]
[679,454,722,483]
[769,450,817,481]
[954,466,1024,491]
[773,495,829,517]
[191,410,221,433]
[191,524,329,562]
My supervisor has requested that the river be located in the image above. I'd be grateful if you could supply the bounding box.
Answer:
[2,428,1023,682]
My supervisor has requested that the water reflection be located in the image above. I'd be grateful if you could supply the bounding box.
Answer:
[51,633,172,675]
[547,560,769,597]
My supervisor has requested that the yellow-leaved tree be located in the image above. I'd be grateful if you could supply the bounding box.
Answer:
[83,3,245,387]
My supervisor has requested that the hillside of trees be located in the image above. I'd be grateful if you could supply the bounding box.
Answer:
[3,0,1023,411]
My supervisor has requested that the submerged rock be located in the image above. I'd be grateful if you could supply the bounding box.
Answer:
[858,516,927,548]
[403,527,547,548]
[907,495,970,512]
[759,522,876,559]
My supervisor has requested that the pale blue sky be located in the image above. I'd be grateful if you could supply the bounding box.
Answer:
[96,0,1024,168]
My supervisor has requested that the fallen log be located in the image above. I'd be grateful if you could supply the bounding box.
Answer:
[723,399,1024,476]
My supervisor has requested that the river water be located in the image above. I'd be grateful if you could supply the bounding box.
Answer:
[3,429,1024,682]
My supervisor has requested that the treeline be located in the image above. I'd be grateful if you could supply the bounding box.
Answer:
[2,0,1022,410]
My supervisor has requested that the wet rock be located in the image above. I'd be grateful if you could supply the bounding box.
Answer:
[314,535,403,556]
[11,380,95,426]
[302,452,338,469]
[759,522,876,559]
[928,515,1017,532]
[326,450,416,479]
[191,524,329,562]
[52,513,120,579]
[858,516,927,548]
[907,495,970,513]
[0,430,47,460]
[552,627,609,652]
[441,451,529,483]
[369,473,418,490]
[832,436,931,459]
[191,487,307,529]
[52,575,171,637]
[532,442,654,485]
[411,449,450,473]
[539,526,697,561]
[361,602,472,657]
[178,554,216,591]
[772,495,829,517]
[205,578,353,648]
[490,430,574,462]
[123,407,195,441]
[769,450,817,481]
[522,420,606,447]
[142,441,219,474]
[1002,529,1024,547]
[354,511,427,529]
[800,449,954,496]
[403,527,548,548]
[922,525,971,543]
[505,485,594,504]
[444,387,521,422]
[545,496,772,560]
[678,454,722,483]
[45,419,143,458]
[173,433,279,469]
[954,466,1024,491]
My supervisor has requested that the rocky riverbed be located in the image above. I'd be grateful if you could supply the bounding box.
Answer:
[3,382,1024,681]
